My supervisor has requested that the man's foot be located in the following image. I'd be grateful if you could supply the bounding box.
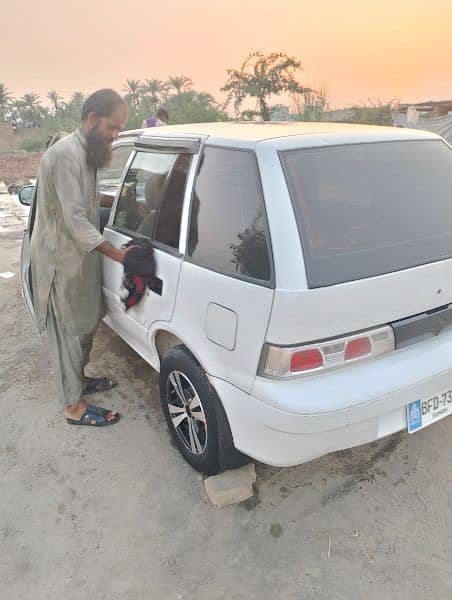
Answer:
[81,376,117,396]
[65,399,119,425]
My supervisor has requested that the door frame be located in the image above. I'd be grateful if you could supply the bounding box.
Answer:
[102,136,205,356]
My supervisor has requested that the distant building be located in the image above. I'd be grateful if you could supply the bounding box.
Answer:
[395,100,452,144]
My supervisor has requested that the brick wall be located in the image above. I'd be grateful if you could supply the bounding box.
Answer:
[0,123,16,152]
[0,152,43,185]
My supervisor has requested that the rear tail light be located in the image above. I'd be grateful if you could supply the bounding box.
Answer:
[344,337,371,360]
[290,348,323,372]
[260,325,394,378]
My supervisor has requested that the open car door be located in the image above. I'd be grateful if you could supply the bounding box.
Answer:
[19,184,38,331]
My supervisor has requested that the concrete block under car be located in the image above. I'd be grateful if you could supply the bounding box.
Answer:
[204,463,257,508]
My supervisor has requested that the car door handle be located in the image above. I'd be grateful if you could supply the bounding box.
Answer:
[147,276,163,296]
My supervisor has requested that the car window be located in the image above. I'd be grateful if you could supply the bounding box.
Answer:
[97,145,133,198]
[281,140,452,287]
[187,147,272,283]
[153,153,192,248]
[114,151,185,245]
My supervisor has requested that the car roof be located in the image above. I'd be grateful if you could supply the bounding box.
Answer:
[120,121,442,150]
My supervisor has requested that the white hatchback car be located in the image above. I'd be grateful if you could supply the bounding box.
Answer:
[21,122,452,475]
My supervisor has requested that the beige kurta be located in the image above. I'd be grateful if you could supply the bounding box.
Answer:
[30,129,106,336]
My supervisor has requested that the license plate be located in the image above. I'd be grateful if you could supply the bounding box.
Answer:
[407,389,452,433]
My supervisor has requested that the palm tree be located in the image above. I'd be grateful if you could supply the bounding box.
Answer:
[47,89,63,115]
[70,91,85,108]
[167,75,193,96]
[122,78,142,112]
[62,91,85,121]
[0,83,13,121]
[143,78,167,111]
[68,91,85,111]
[19,92,44,125]
[195,91,216,108]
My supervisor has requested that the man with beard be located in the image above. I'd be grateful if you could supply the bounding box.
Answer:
[30,89,130,426]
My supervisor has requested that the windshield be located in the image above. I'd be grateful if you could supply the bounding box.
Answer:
[281,139,452,287]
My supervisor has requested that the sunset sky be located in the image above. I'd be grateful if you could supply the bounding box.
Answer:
[2,0,452,109]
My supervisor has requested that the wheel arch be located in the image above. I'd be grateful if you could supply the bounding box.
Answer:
[154,328,249,472]
[151,326,206,374]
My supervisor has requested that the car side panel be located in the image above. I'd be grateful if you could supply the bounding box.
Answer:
[169,261,274,393]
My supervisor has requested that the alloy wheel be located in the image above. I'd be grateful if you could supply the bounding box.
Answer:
[166,370,208,455]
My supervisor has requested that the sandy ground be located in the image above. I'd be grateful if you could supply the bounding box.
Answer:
[1,192,452,600]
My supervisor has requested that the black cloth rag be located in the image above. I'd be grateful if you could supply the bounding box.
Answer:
[122,238,156,311]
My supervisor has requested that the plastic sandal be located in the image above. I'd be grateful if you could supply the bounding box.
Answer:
[66,403,120,427]
[82,377,117,396]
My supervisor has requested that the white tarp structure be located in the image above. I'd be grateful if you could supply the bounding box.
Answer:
[394,112,452,144]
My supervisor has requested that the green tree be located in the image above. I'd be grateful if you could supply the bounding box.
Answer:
[70,91,85,107]
[61,91,85,123]
[222,51,307,121]
[292,85,329,122]
[122,78,143,112]
[47,89,63,115]
[164,90,227,124]
[167,75,193,96]
[18,93,45,125]
[142,78,167,112]
[340,101,396,126]
[19,132,52,152]
[0,83,13,121]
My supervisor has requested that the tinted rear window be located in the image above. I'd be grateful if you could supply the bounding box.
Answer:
[281,140,452,287]
[188,147,272,283]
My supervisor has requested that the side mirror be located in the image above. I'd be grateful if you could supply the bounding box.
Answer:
[18,185,34,206]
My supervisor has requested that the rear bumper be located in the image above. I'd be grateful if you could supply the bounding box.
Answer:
[211,330,452,467]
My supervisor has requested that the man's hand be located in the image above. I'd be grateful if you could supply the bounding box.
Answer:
[96,241,131,264]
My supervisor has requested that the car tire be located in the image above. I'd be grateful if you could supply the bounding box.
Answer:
[159,346,249,476]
